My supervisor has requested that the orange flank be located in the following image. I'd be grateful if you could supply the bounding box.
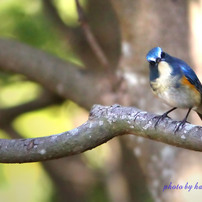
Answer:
[181,75,200,95]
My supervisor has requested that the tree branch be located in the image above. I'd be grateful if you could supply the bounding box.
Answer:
[42,0,121,70]
[75,0,110,69]
[0,90,63,139]
[0,39,103,109]
[0,104,201,163]
[0,90,63,129]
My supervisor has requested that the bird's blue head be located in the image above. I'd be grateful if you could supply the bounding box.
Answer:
[146,47,165,65]
[146,47,167,81]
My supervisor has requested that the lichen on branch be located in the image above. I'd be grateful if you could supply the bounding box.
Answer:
[0,104,201,163]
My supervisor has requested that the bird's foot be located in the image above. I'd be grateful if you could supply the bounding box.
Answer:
[153,107,177,129]
[153,113,170,129]
[174,119,189,133]
[174,108,191,134]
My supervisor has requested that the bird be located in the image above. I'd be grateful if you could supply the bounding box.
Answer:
[146,47,202,132]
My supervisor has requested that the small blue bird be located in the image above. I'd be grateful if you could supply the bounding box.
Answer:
[146,47,202,131]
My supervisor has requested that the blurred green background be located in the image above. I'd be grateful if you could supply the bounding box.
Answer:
[0,0,110,201]
[2,0,201,202]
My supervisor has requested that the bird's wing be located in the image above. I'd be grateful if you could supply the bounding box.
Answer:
[175,58,202,94]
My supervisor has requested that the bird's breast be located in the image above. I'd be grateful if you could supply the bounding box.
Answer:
[150,61,175,94]
[150,61,201,108]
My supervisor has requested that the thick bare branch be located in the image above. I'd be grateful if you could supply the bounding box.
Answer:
[0,39,102,109]
[0,104,201,163]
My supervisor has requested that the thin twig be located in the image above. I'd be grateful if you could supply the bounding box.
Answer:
[75,0,110,69]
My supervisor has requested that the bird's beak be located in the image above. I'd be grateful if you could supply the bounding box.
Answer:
[156,58,165,63]
[156,58,161,63]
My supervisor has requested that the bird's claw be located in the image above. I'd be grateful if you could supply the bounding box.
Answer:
[174,120,189,134]
[153,113,170,129]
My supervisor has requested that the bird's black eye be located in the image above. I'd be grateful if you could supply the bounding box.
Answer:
[161,51,165,58]
[149,61,156,66]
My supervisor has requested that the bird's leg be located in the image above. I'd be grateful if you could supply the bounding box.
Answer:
[174,108,192,133]
[154,107,177,128]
